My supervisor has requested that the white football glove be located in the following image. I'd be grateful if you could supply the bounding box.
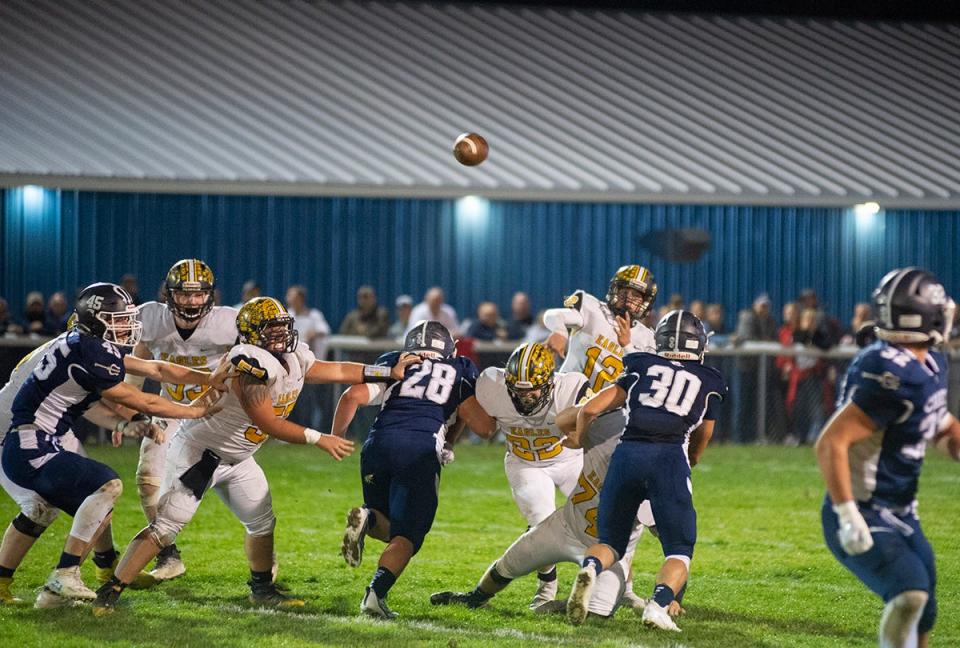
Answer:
[833,501,873,556]
[440,445,455,466]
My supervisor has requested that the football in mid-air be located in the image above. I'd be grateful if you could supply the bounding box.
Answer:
[453,132,488,166]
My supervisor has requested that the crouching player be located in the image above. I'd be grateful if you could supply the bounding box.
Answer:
[0,283,224,607]
[334,321,495,619]
[430,396,655,619]
[472,342,590,607]
[566,310,726,631]
[816,267,960,648]
[94,297,414,614]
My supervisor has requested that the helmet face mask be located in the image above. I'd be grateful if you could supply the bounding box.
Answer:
[504,343,555,416]
[74,282,143,348]
[237,297,298,355]
[165,259,216,322]
[606,265,657,324]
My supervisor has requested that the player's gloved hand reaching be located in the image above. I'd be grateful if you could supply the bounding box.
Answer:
[440,443,455,465]
[392,353,423,380]
[316,434,355,461]
[833,501,874,555]
[112,416,167,447]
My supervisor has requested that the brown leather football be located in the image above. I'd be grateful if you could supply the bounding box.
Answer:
[453,132,489,166]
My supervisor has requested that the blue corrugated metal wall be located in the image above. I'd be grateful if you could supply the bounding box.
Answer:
[2,187,958,331]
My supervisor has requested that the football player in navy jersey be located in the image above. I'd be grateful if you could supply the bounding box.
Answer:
[564,310,726,631]
[332,320,495,619]
[816,268,960,648]
[0,283,224,608]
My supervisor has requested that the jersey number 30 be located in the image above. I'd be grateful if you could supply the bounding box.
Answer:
[639,365,702,417]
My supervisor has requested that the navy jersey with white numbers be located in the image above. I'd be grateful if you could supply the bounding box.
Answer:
[9,331,127,437]
[368,352,479,438]
[840,341,949,508]
[616,352,727,444]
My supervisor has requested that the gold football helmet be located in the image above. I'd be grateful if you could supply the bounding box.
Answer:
[164,258,216,322]
[504,342,555,415]
[607,265,657,323]
[237,297,298,354]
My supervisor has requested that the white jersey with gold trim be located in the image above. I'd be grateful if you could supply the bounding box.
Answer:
[555,291,655,393]
[561,413,655,547]
[476,367,588,466]
[138,302,238,403]
[177,343,315,463]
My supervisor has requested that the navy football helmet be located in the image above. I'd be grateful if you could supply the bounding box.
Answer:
[74,282,142,347]
[404,320,456,358]
[655,310,708,361]
[873,267,955,344]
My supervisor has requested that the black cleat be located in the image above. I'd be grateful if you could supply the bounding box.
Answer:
[92,580,124,617]
[430,590,489,609]
[248,581,305,608]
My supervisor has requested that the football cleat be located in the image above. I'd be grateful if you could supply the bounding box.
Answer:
[35,588,83,609]
[248,582,305,608]
[92,581,123,617]
[566,564,597,626]
[430,590,489,609]
[150,544,186,581]
[530,576,558,609]
[621,589,647,610]
[341,507,369,568]
[0,577,22,605]
[532,599,568,615]
[96,557,157,590]
[642,600,682,632]
[44,566,97,600]
[361,587,397,619]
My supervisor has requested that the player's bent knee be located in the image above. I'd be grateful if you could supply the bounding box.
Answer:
[12,513,48,538]
[664,554,692,570]
[918,593,937,634]
[20,499,59,528]
[243,512,276,537]
[146,522,179,548]
[99,478,123,499]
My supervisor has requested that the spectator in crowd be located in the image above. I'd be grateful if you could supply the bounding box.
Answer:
[339,285,390,338]
[387,295,413,340]
[667,293,685,311]
[285,285,331,358]
[22,291,48,335]
[786,308,831,444]
[235,280,261,308]
[285,285,331,431]
[839,302,872,345]
[523,310,551,344]
[466,301,507,341]
[731,293,778,443]
[797,288,841,349]
[775,302,801,443]
[705,303,727,336]
[0,298,23,336]
[45,291,70,334]
[689,299,706,322]
[407,287,460,336]
[505,292,534,340]
[121,273,141,305]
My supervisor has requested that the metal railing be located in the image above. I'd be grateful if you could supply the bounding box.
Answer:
[3,336,959,445]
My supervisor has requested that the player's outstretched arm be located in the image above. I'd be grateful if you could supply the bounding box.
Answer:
[934,413,960,460]
[555,404,581,434]
[814,402,877,555]
[101,381,219,420]
[687,420,716,467]
[235,375,354,460]
[331,384,373,438]
[567,384,626,449]
[123,355,229,391]
[123,342,153,389]
[542,308,583,359]
[456,396,496,440]
[305,353,420,385]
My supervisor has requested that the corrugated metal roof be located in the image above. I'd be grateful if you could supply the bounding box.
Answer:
[1,1,959,206]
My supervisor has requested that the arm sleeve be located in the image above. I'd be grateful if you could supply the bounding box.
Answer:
[542,307,584,336]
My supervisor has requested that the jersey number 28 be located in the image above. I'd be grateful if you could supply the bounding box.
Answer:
[399,359,457,404]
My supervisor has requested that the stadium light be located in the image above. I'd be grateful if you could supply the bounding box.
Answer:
[21,185,46,210]
[455,195,489,225]
[853,201,880,227]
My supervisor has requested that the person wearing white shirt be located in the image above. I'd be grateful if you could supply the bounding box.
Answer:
[406,287,460,337]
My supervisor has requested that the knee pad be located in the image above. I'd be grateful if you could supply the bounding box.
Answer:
[881,590,929,648]
[12,513,48,538]
[243,511,277,537]
[20,498,59,528]
[99,478,124,499]
[143,523,177,549]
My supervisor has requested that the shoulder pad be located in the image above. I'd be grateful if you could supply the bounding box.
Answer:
[563,289,588,311]
[479,366,504,384]
[376,351,401,367]
[228,344,281,383]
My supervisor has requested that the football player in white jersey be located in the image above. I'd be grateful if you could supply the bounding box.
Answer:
[127,259,239,580]
[542,264,658,607]
[474,342,590,608]
[94,297,416,614]
[0,334,164,604]
[430,403,655,619]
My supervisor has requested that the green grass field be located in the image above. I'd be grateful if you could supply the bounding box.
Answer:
[1,442,957,647]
